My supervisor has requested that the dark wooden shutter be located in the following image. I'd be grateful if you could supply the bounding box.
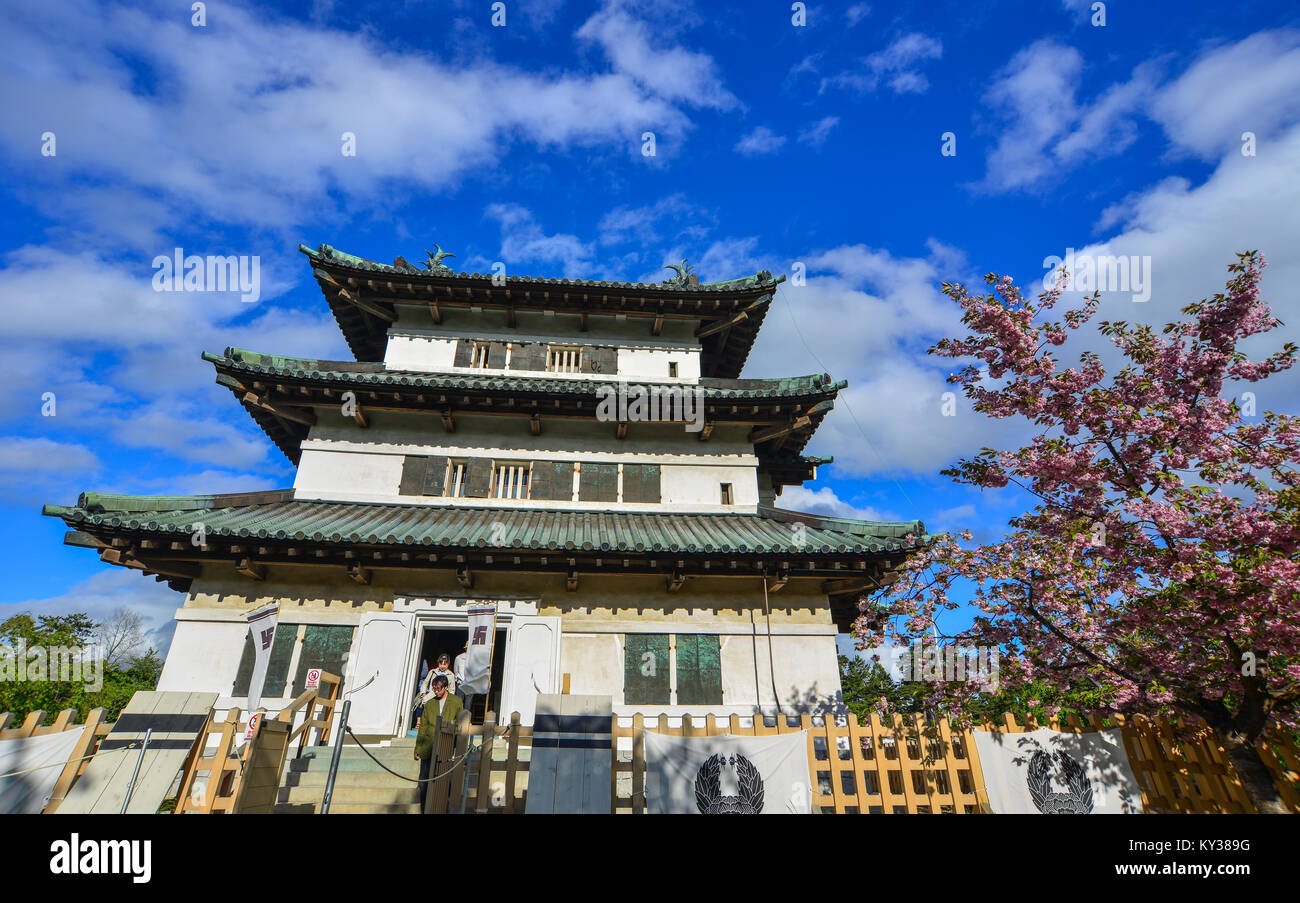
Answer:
[465,457,493,498]
[513,342,544,371]
[399,456,428,496]
[676,634,722,705]
[422,456,448,496]
[291,625,354,697]
[580,463,617,502]
[622,464,661,503]
[642,464,661,502]
[453,339,473,367]
[624,634,670,704]
[533,461,574,501]
[232,626,297,698]
[488,341,508,369]
[583,346,617,375]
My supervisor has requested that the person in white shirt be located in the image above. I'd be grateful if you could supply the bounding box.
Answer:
[453,642,470,704]
[415,653,456,729]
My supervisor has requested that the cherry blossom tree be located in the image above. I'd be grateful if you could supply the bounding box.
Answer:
[856,252,1299,812]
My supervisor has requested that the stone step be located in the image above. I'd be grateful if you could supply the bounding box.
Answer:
[279,785,421,807]
[289,749,421,769]
[272,801,423,815]
[281,771,417,792]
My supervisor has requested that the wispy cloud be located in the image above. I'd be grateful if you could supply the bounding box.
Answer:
[734,126,787,156]
[822,33,943,96]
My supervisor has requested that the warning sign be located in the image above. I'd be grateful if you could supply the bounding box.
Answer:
[305,668,321,689]
[245,712,261,740]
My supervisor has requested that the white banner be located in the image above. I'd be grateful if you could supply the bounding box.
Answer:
[645,731,813,814]
[972,727,1144,814]
[460,604,497,696]
[0,727,86,814]
[244,603,279,712]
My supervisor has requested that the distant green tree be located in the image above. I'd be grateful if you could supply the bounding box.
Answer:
[839,653,1109,723]
[0,612,162,723]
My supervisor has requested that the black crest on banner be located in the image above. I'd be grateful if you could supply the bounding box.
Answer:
[694,753,765,814]
[1026,749,1094,814]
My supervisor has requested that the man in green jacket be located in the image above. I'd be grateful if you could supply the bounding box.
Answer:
[415,674,463,812]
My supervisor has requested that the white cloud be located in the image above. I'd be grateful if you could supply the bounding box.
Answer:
[780,486,891,522]
[575,2,738,110]
[976,29,1300,194]
[0,0,731,240]
[734,126,787,156]
[798,116,840,147]
[597,193,710,247]
[824,33,943,95]
[1150,29,1300,160]
[846,4,871,27]
[485,203,595,277]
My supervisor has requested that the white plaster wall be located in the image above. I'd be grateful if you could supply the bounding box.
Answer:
[291,446,759,510]
[661,463,759,508]
[293,448,404,498]
[616,347,700,381]
[156,618,248,697]
[384,334,457,372]
[557,627,840,716]
[382,330,702,383]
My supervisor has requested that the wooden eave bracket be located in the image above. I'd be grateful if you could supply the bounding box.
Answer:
[242,391,317,427]
[236,558,267,581]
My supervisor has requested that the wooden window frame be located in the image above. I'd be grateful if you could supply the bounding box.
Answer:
[546,345,583,374]
[491,461,531,500]
[720,482,734,505]
[445,459,468,498]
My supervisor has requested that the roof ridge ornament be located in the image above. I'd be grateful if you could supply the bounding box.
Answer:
[425,244,456,271]
[664,259,698,287]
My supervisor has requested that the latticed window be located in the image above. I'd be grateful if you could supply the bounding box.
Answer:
[470,342,491,368]
[492,462,530,499]
[547,345,582,373]
[445,460,467,497]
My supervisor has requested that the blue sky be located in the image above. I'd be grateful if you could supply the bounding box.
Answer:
[2,0,1298,652]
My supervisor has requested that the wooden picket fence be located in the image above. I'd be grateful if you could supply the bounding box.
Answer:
[175,670,341,814]
[0,707,115,813]
[435,709,1300,814]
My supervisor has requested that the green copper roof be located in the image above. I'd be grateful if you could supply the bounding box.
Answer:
[204,347,847,400]
[45,492,924,557]
[300,242,778,378]
[300,243,784,293]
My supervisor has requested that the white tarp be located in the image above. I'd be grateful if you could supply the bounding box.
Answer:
[0,728,85,814]
[459,604,496,696]
[972,727,1144,814]
[645,731,813,814]
[244,603,278,712]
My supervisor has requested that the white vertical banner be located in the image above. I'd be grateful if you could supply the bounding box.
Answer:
[460,604,497,696]
[244,603,279,712]
[645,731,814,814]
[971,728,1144,814]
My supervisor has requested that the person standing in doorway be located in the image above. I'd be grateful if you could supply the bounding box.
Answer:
[414,674,463,813]
[453,642,470,705]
